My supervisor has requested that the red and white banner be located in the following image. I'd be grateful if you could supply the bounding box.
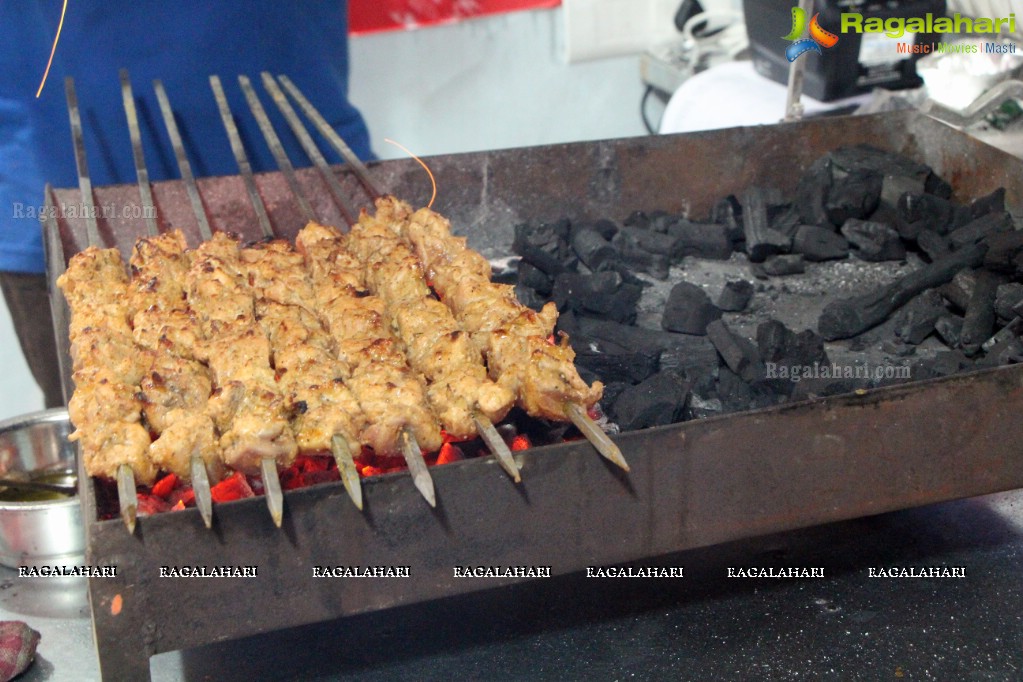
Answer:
[350,0,561,36]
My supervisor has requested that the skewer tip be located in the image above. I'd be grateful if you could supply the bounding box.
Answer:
[400,428,436,508]
[261,457,284,528]
[191,454,214,529]
[473,414,521,483]
[566,404,630,472]
[331,435,364,511]
[116,464,137,534]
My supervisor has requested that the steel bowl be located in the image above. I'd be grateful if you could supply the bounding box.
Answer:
[0,409,83,568]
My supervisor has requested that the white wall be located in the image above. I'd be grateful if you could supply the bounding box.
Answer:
[348,7,649,160]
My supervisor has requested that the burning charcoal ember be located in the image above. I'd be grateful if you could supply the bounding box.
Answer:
[613,225,682,260]
[894,289,946,345]
[841,219,907,262]
[740,186,791,262]
[615,235,670,280]
[711,195,746,246]
[824,170,883,227]
[610,369,690,431]
[981,229,1023,277]
[517,261,553,296]
[795,156,833,227]
[513,220,571,275]
[895,192,959,240]
[552,271,641,324]
[706,320,764,383]
[571,227,618,271]
[934,315,964,347]
[917,229,952,261]
[947,212,1013,251]
[792,225,849,262]
[818,242,988,340]
[760,254,806,276]
[960,270,1005,356]
[995,283,1023,321]
[717,279,755,312]
[665,220,733,260]
[981,318,1022,354]
[662,281,722,335]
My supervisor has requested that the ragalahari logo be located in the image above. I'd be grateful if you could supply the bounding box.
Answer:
[784,6,839,61]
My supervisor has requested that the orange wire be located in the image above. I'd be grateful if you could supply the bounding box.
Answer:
[36,0,69,98]
[384,137,436,209]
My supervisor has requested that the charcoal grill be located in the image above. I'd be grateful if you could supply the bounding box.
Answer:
[43,108,1023,680]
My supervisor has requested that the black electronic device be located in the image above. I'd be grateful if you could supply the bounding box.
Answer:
[743,0,947,101]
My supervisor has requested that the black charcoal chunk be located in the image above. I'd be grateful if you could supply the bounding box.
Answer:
[825,170,883,226]
[984,333,1023,366]
[740,186,791,262]
[648,213,675,234]
[970,187,1006,219]
[939,270,977,311]
[552,271,641,324]
[614,225,683,259]
[795,156,833,227]
[947,211,1014,250]
[995,283,1023,321]
[757,319,829,367]
[623,211,650,229]
[882,339,916,357]
[513,221,571,275]
[893,289,946,345]
[760,254,805,276]
[874,174,927,225]
[685,374,724,420]
[574,316,720,381]
[665,220,733,260]
[982,229,1023,276]
[925,350,974,377]
[829,145,934,182]
[706,320,764,383]
[597,382,631,415]
[614,234,670,279]
[716,367,759,413]
[711,195,745,246]
[841,219,906,262]
[960,270,1004,356]
[517,261,553,296]
[573,219,619,241]
[896,192,955,240]
[571,337,661,385]
[717,279,755,312]
[611,370,690,431]
[981,318,1022,354]
[769,205,802,240]
[934,315,964,347]
[514,283,548,312]
[818,243,987,341]
[792,224,849,261]
[917,229,952,261]
[662,282,722,335]
[570,227,618,271]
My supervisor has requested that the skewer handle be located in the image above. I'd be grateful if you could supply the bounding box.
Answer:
[399,427,436,508]
[566,403,630,472]
[473,414,521,483]
[331,434,364,511]
[116,464,138,534]
[261,457,284,528]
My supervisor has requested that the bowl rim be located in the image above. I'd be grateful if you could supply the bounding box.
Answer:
[0,407,78,509]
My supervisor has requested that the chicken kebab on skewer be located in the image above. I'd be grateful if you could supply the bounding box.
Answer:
[296,222,444,506]
[184,232,298,526]
[239,240,368,510]
[346,203,521,481]
[380,198,628,471]
[129,230,223,527]
[58,247,157,532]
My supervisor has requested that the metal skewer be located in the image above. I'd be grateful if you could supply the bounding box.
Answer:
[473,413,521,483]
[566,403,629,472]
[213,75,365,513]
[154,78,283,527]
[400,427,436,507]
[141,75,220,529]
[260,72,357,226]
[118,70,159,237]
[276,75,382,199]
[66,77,138,533]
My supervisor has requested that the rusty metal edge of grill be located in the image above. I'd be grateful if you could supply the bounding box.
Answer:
[43,110,1023,679]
